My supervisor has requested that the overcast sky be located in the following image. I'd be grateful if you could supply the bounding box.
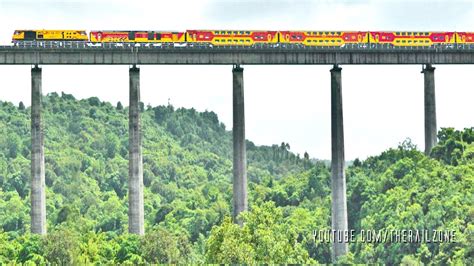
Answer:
[0,0,473,160]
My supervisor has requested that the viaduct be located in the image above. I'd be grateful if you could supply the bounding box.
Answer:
[1,45,473,260]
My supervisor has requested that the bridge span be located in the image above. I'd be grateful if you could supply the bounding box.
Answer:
[0,46,474,64]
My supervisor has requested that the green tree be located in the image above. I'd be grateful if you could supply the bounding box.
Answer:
[43,229,80,265]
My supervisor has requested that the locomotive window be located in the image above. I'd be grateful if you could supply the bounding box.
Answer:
[24,31,36,40]
[402,40,406,43]
[439,36,444,40]
[433,36,438,40]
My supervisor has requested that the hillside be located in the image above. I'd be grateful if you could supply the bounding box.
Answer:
[0,93,472,264]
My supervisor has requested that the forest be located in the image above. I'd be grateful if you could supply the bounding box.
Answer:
[0,93,472,264]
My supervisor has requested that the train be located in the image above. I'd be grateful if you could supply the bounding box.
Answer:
[11,29,474,47]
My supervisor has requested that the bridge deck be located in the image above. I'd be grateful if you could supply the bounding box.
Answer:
[0,46,473,65]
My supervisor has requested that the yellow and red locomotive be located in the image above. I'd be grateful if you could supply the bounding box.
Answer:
[12,29,88,43]
[11,29,474,47]
[89,31,186,43]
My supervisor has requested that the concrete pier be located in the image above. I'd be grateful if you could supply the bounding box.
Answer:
[232,65,247,225]
[128,66,144,235]
[31,66,46,235]
[330,65,348,260]
[422,64,437,155]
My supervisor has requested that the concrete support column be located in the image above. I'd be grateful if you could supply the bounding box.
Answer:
[330,65,348,261]
[232,65,247,225]
[128,66,144,235]
[422,64,437,155]
[31,66,46,235]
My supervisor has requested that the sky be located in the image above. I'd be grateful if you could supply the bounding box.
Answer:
[0,0,473,160]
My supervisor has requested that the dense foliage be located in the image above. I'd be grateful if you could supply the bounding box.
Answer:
[0,93,472,264]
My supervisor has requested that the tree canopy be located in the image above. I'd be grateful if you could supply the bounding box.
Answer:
[0,95,472,264]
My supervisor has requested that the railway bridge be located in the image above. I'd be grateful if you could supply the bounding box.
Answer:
[1,45,473,260]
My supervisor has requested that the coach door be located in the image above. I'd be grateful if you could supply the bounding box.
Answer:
[128,31,136,41]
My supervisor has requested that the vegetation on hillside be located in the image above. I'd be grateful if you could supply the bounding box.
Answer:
[0,93,472,264]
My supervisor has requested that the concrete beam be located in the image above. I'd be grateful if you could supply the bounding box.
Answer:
[31,66,46,235]
[1,48,474,65]
[423,64,437,155]
[232,65,247,225]
[330,65,348,261]
[128,66,144,235]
